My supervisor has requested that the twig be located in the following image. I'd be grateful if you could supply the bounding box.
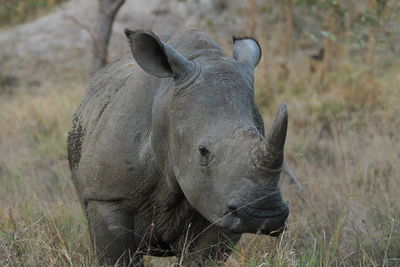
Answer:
[282,161,304,194]
[63,14,108,64]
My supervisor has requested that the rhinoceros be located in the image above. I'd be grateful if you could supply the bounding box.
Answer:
[68,28,289,266]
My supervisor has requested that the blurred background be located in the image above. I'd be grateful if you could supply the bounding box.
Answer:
[0,0,399,266]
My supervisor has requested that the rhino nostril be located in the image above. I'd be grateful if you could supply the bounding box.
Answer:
[225,206,237,216]
[227,198,242,211]
[227,204,238,211]
[226,198,244,216]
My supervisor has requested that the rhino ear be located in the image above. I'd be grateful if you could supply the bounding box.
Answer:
[233,37,261,69]
[124,29,192,78]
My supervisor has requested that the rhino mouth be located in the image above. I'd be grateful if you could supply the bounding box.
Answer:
[220,203,289,236]
[240,204,288,218]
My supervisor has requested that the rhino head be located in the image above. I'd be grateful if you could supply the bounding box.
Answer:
[125,29,289,236]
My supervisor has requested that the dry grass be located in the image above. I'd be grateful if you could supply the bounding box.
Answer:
[0,60,398,267]
[1,1,400,266]
[0,76,91,266]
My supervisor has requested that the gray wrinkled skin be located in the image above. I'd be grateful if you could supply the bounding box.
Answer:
[68,29,289,266]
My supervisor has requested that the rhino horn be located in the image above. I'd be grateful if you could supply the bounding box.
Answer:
[255,103,288,170]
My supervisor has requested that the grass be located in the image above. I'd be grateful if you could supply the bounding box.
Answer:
[0,60,398,266]
[0,1,399,266]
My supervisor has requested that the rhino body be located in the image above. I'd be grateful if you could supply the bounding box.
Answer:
[68,29,289,265]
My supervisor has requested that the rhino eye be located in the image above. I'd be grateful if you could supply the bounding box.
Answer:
[198,145,210,157]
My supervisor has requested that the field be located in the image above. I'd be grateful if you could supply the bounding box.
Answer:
[0,0,399,266]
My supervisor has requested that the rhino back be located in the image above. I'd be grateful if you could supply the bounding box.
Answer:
[166,28,223,59]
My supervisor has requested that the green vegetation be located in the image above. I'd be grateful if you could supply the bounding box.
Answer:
[0,0,67,27]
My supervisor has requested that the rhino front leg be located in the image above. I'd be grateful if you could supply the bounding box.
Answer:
[86,201,142,266]
[179,224,240,266]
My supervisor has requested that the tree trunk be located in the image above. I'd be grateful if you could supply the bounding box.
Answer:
[90,0,126,75]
